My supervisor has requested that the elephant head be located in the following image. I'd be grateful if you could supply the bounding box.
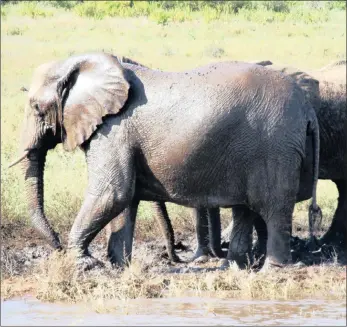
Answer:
[9,52,130,249]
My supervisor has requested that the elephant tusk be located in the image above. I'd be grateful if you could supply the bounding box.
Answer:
[8,150,29,168]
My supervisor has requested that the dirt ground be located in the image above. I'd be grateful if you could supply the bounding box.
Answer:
[1,222,346,279]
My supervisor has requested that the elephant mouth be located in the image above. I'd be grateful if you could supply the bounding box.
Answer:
[8,150,30,168]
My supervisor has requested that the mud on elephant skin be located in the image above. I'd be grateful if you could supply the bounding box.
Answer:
[11,52,321,271]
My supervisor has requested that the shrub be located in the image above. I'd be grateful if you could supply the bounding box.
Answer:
[6,27,23,35]
[18,2,51,18]
[149,9,170,25]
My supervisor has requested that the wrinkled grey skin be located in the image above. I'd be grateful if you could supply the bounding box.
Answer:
[12,52,321,270]
[222,60,346,265]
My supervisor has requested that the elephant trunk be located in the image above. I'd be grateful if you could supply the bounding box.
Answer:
[20,149,62,250]
[14,113,62,250]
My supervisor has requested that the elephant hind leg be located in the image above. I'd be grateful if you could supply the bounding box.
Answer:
[208,208,226,258]
[263,203,294,268]
[225,206,256,269]
[188,208,211,262]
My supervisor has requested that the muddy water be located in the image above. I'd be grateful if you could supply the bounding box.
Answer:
[1,296,346,326]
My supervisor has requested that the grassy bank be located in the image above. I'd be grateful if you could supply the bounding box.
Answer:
[1,1,346,238]
[2,250,346,308]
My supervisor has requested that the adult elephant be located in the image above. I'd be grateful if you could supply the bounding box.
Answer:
[10,52,321,270]
[222,60,346,264]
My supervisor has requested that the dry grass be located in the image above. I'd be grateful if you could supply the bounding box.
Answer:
[1,250,345,311]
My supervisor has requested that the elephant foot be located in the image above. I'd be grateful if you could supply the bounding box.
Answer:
[259,258,291,273]
[174,241,189,252]
[211,248,227,259]
[306,236,321,252]
[189,247,214,263]
[77,255,105,271]
[319,232,346,250]
[219,259,240,271]
[49,231,63,251]
[160,251,182,263]
[169,253,181,263]
[293,261,306,268]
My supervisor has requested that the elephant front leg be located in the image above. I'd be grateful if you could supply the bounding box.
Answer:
[107,201,139,267]
[68,187,130,271]
[223,206,255,269]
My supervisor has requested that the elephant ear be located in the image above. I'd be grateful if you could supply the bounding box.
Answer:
[56,53,130,151]
[268,64,321,111]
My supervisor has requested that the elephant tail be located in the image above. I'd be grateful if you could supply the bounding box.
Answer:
[307,109,322,240]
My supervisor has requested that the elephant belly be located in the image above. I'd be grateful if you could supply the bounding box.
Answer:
[135,141,249,207]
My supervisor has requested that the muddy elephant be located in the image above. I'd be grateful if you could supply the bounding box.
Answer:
[222,60,346,265]
[106,58,278,265]
[10,52,321,270]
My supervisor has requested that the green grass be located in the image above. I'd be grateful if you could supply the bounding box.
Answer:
[1,1,345,237]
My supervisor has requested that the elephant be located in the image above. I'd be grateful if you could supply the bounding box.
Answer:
[105,58,277,265]
[221,60,346,265]
[10,52,321,270]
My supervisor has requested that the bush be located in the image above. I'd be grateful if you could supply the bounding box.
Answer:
[18,2,51,18]
[149,9,170,25]
[1,0,344,24]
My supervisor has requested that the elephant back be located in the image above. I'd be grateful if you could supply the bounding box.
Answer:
[265,64,321,112]
[311,60,346,86]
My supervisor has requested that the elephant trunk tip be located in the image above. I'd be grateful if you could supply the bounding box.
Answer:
[8,150,29,168]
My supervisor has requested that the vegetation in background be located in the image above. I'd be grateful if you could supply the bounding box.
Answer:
[1,1,346,24]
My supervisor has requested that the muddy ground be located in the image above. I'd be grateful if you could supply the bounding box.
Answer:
[1,222,346,279]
